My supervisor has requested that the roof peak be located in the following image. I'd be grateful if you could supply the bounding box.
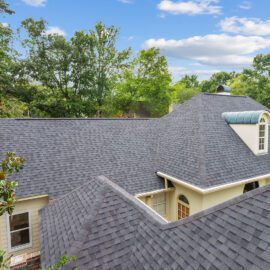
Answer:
[201,92,247,98]
[2,118,150,121]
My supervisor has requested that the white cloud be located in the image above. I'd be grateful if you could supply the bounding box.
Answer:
[169,66,221,80]
[22,0,46,7]
[45,26,66,36]
[157,0,222,15]
[220,17,270,36]
[144,34,270,66]
[239,1,251,10]
[1,22,9,28]
[118,0,133,3]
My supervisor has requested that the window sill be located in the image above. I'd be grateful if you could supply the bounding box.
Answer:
[9,243,32,253]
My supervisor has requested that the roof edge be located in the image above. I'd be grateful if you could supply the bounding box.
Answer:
[157,171,270,194]
[164,183,270,230]
[97,176,168,224]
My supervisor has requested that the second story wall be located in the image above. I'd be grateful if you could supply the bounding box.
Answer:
[0,196,49,258]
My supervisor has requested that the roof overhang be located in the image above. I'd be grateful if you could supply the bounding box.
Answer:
[222,110,270,125]
[157,171,270,194]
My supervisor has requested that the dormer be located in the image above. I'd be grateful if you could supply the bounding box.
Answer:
[222,110,270,155]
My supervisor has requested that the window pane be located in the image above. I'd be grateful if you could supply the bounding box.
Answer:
[259,130,265,137]
[9,213,29,231]
[179,195,189,205]
[10,229,30,248]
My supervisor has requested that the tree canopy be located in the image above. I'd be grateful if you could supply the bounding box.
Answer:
[1,0,270,118]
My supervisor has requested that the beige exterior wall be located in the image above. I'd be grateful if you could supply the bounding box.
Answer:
[230,113,269,156]
[203,178,269,210]
[140,177,270,222]
[0,196,49,257]
[230,124,259,154]
[168,184,203,221]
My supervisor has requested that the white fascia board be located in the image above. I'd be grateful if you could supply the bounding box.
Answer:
[135,187,175,198]
[157,171,270,194]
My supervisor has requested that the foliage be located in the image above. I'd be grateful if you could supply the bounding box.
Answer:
[230,54,270,108]
[0,152,24,216]
[17,19,130,117]
[40,255,77,270]
[0,0,14,15]
[1,0,270,117]
[0,250,12,270]
[114,48,172,117]
[172,75,201,104]
[200,71,237,93]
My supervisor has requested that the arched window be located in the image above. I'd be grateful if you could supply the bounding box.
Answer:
[243,181,259,193]
[259,117,266,152]
[178,195,189,220]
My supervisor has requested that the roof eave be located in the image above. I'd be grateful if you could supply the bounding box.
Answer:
[156,171,270,194]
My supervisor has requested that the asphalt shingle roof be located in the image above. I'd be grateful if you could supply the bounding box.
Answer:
[40,175,270,270]
[157,93,270,187]
[0,118,163,198]
[1,93,270,198]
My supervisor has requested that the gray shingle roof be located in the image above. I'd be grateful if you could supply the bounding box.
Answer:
[157,93,270,188]
[1,93,270,198]
[0,118,163,198]
[40,176,166,269]
[40,175,270,270]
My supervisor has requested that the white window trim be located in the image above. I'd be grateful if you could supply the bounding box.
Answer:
[6,211,32,252]
[152,192,166,217]
[257,116,269,155]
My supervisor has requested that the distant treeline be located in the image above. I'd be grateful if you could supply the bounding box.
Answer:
[1,0,270,118]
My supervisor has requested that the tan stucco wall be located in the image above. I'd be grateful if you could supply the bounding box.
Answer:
[0,196,49,257]
[168,184,203,221]
[203,178,269,210]
[140,177,270,222]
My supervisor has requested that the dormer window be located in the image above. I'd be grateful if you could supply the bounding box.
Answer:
[222,110,270,155]
[259,117,266,152]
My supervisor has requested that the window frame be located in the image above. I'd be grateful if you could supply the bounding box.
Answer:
[152,192,166,217]
[6,211,32,252]
[258,116,268,154]
[178,194,190,220]
[243,181,259,193]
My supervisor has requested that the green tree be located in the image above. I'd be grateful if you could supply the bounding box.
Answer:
[19,19,130,117]
[200,71,236,93]
[0,0,28,117]
[114,48,172,117]
[0,0,14,15]
[231,54,270,108]
[172,75,201,104]
[0,152,24,216]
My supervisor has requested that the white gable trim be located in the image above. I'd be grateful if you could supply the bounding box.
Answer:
[157,171,270,194]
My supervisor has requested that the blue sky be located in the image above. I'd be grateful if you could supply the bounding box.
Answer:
[2,0,270,80]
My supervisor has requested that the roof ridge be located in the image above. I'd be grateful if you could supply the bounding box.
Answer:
[163,184,270,230]
[12,118,150,121]
[202,93,247,98]
[63,175,167,268]
[66,181,109,263]
[196,95,208,183]
[97,176,167,224]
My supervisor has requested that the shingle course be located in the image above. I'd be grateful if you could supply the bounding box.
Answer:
[2,93,270,199]
[40,176,270,270]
